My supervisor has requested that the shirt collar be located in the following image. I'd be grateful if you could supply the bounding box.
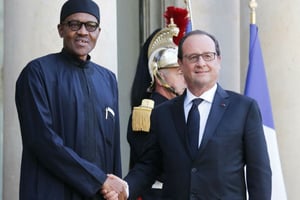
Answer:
[61,48,91,68]
[185,84,217,105]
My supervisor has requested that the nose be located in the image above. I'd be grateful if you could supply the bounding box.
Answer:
[77,24,89,34]
[196,56,206,66]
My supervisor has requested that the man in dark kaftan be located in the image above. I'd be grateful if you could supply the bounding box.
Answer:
[15,0,123,199]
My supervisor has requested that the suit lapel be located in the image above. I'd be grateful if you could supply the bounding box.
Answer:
[198,85,230,153]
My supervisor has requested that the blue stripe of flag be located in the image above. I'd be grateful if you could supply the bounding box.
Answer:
[244,24,274,129]
[186,18,192,33]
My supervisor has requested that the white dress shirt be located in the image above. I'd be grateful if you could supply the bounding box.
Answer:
[184,84,217,147]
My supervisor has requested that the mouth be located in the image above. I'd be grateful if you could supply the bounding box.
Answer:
[75,38,89,46]
[195,70,208,74]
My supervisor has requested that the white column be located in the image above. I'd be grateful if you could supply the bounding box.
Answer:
[257,1,300,199]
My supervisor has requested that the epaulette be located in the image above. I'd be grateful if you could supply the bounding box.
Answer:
[132,99,155,132]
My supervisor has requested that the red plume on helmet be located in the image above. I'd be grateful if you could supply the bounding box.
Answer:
[164,6,189,45]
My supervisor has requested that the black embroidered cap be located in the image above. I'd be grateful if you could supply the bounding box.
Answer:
[60,0,100,22]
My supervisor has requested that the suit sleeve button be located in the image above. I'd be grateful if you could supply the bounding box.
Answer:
[191,168,197,173]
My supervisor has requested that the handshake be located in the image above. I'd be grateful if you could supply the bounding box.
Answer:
[101,174,128,200]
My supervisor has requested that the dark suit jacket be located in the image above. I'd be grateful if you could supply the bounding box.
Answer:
[125,85,271,200]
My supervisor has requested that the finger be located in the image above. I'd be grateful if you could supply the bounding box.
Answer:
[103,190,118,200]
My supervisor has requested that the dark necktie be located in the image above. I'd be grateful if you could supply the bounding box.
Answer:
[187,98,203,157]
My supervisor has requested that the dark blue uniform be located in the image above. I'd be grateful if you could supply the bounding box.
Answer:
[127,92,167,200]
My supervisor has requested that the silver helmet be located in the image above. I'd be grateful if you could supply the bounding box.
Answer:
[147,20,180,93]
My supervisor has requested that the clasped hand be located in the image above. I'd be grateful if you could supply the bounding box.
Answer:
[101,174,128,200]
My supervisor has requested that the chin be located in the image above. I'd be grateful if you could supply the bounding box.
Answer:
[177,89,185,95]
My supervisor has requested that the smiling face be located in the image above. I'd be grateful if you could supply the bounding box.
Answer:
[178,34,221,96]
[57,12,101,61]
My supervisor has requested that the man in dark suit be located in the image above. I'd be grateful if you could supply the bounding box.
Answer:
[105,29,272,200]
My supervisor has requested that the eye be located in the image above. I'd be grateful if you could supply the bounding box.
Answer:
[189,55,199,62]
[203,53,213,60]
[85,22,99,32]
[68,21,81,29]
[202,52,216,61]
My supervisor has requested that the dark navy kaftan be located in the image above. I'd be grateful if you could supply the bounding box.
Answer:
[15,49,121,200]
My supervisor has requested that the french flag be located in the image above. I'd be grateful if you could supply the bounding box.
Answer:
[245,24,287,200]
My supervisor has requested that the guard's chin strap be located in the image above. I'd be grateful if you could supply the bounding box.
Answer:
[165,85,180,96]
[154,70,180,96]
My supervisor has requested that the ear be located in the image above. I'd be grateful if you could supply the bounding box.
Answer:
[94,27,101,39]
[178,58,184,70]
[57,24,64,38]
[177,58,183,66]
[152,71,161,86]
[158,70,166,78]
[154,70,166,86]
[217,55,222,67]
